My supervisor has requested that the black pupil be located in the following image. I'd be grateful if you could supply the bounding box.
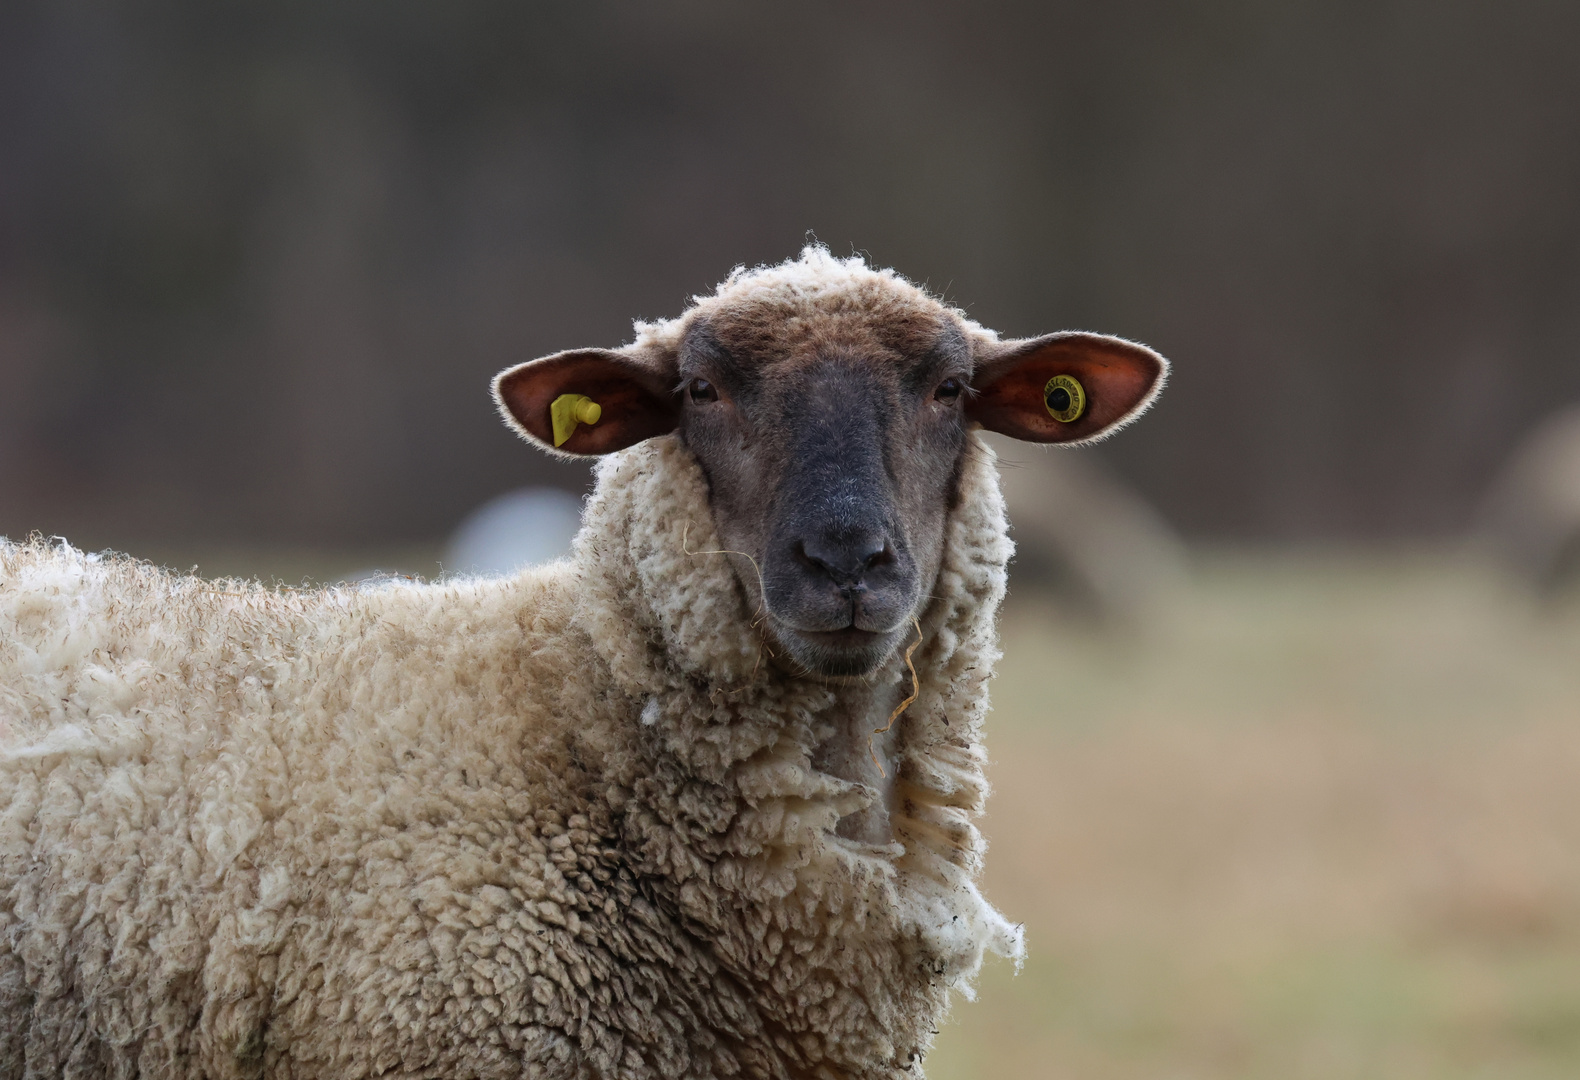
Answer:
[939,380,959,398]
[691,380,714,401]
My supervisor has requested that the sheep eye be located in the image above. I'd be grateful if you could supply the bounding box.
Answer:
[688,379,718,403]
[934,378,963,403]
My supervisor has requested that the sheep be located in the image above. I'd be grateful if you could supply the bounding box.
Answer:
[1477,404,1580,595]
[982,431,1186,624]
[0,246,1167,1080]
[443,456,1187,622]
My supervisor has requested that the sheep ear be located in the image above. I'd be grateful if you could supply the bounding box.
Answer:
[966,331,1168,445]
[493,348,680,456]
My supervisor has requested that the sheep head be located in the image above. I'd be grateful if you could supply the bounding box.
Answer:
[494,250,1166,678]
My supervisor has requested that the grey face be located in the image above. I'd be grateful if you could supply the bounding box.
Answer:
[494,267,1168,683]
[678,321,973,677]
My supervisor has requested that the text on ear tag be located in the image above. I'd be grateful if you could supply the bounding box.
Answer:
[550,394,602,447]
[1043,374,1086,423]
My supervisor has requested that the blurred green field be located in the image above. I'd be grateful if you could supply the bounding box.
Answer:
[929,550,1580,1080]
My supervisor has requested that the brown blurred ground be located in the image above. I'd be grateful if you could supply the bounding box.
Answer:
[929,551,1580,1079]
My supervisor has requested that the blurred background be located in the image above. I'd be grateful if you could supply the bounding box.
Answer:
[6,1,1580,1076]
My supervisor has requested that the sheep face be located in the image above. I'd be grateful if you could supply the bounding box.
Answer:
[672,314,971,676]
[493,250,1168,678]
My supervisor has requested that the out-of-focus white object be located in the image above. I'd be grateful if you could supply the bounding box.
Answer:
[445,487,584,577]
[981,432,1187,623]
[1478,406,1580,593]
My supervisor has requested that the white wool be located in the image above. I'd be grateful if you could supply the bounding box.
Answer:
[631,244,1003,355]
[1,249,1028,1080]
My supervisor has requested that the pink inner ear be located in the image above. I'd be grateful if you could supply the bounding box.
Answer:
[968,336,1163,444]
[496,351,680,455]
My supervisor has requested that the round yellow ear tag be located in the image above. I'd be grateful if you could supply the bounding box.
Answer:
[1044,374,1086,423]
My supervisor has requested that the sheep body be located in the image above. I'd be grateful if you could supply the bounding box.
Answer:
[2,425,1018,1078]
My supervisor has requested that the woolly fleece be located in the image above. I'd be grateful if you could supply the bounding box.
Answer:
[0,278,1022,1077]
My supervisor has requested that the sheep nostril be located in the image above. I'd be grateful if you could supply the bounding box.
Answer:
[795,536,892,587]
[861,542,894,571]
[791,541,824,571]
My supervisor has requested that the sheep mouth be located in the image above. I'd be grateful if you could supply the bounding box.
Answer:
[769,620,904,678]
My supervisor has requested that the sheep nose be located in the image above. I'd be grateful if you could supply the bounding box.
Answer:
[795,535,893,588]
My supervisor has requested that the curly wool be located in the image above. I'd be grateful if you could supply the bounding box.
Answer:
[631,245,1003,362]
[0,431,1018,1080]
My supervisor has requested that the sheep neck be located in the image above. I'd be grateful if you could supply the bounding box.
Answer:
[573,434,1024,986]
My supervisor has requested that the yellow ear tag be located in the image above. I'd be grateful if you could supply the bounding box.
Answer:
[1043,374,1086,423]
[550,393,602,447]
